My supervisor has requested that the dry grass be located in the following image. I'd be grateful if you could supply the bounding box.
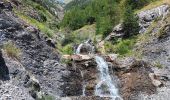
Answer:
[3,42,21,60]
[136,0,170,13]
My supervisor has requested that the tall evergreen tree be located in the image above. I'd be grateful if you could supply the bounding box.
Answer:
[122,5,139,38]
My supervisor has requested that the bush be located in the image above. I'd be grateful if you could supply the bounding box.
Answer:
[122,5,139,38]
[126,0,154,9]
[61,44,73,55]
[105,37,136,55]
[3,42,21,60]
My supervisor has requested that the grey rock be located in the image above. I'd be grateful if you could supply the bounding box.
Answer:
[0,83,34,100]
[138,4,170,33]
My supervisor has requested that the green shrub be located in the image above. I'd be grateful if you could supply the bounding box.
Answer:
[105,37,136,56]
[61,44,73,55]
[126,0,155,9]
[123,5,139,38]
[3,42,21,60]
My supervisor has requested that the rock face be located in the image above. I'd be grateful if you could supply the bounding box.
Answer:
[0,1,64,99]
[138,4,170,33]
[106,57,156,99]
[0,50,9,80]
[75,39,95,54]
[0,1,167,100]
[135,11,170,100]
[105,23,124,41]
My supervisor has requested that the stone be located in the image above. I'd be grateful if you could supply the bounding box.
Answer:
[138,4,170,33]
[0,83,34,100]
[149,73,163,87]
[105,23,124,41]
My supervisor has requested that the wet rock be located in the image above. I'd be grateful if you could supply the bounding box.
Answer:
[76,39,95,54]
[105,54,118,62]
[61,96,113,100]
[63,54,93,61]
[110,58,156,99]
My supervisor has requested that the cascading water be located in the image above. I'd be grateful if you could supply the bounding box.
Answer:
[76,43,83,54]
[95,56,120,99]
[76,40,120,99]
[80,70,86,96]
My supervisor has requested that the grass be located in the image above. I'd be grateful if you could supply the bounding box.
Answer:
[12,0,59,38]
[104,37,137,56]
[3,42,21,60]
[72,24,96,43]
[136,0,170,13]
[15,12,54,38]
[38,94,55,100]
[59,44,73,55]
[154,61,163,69]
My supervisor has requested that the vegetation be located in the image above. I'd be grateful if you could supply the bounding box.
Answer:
[122,5,139,38]
[61,0,156,39]
[3,42,21,60]
[13,0,59,38]
[59,0,161,55]
[154,61,163,69]
[61,0,120,38]
[38,94,55,100]
[105,37,136,56]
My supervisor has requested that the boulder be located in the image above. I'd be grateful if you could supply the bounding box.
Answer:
[76,39,95,54]
[105,23,124,41]
[149,73,163,87]
[63,54,93,61]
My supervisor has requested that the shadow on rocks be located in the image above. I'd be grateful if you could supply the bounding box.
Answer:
[0,50,10,81]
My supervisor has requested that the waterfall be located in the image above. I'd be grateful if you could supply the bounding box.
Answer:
[95,56,120,99]
[76,40,120,99]
[76,43,83,54]
[80,70,86,96]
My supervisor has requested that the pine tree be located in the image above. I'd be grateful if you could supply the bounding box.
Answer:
[122,5,139,38]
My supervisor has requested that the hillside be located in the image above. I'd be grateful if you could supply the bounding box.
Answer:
[0,0,170,100]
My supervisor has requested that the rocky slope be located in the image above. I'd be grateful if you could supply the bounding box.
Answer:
[1,0,170,100]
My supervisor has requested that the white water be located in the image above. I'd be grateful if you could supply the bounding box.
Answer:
[76,43,83,54]
[95,56,119,99]
[76,41,120,99]
[80,70,86,96]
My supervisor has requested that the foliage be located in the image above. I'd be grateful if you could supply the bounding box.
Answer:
[154,61,163,69]
[16,13,54,37]
[61,0,119,38]
[122,5,139,38]
[3,42,21,60]
[126,0,156,9]
[60,44,73,55]
[105,37,136,56]
[65,0,91,10]
[13,0,59,38]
